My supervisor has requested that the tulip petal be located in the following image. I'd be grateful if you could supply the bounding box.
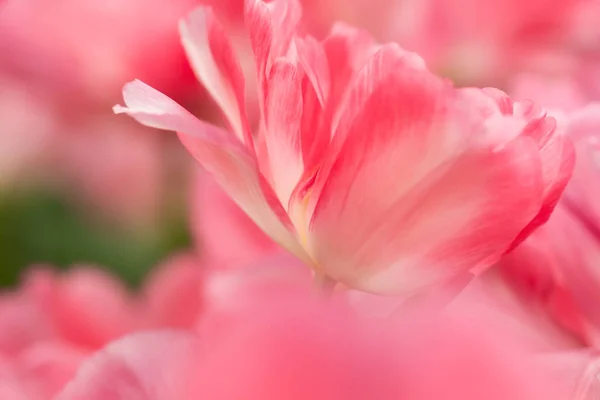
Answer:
[179,7,251,145]
[56,331,200,400]
[308,66,543,294]
[115,80,308,260]
[509,109,575,248]
[190,172,278,268]
[263,59,304,205]
[245,0,302,113]
[295,35,330,107]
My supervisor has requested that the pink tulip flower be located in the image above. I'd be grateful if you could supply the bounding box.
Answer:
[116,0,573,295]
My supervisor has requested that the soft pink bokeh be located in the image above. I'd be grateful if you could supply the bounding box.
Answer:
[0,0,199,224]
[55,285,590,400]
[0,253,204,399]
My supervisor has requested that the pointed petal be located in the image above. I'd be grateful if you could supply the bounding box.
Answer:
[509,115,575,248]
[115,80,307,260]
[295,35,330,107]
[245,0,302,114]
[262,59,304,205]
[179,7,251,145]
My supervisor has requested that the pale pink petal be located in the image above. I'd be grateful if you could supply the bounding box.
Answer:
[0,356,41,400]
[539,352,600,400]
[190,171,277,268]
[26,267,140,349]
[179,7,251,145]
[57,288,569,400]
[245,0,302,76]
[262,59,304,204]
[142,253,203,329]
[562,104,600,234]
[501,205,600,347]
[196,292,560,400]
[295,35,330,107]
[306,60,543,294]
[56,331,200,400]
[460,88,575,250]
[294,35,330,165]
[18,342,89,398]
[509,111,575,248]
[0,291,55,356]
[449,269,582,351]
[115,80,308,260]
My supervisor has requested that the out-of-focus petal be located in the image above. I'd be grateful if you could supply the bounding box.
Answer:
[500,205,600,347]
[18,342,89,398]
[25,267,139,349]
[142,253,204,329]
[561,104,600,233]
[0,291,55,357]
[56,331,200,400]
[190,171,278,268]
[538,352,600,400]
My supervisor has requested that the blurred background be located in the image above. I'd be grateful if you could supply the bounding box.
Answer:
[0,0,598,287]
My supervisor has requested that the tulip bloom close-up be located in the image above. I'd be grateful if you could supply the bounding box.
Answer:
[2,0,600,398]
[116,0,573,295]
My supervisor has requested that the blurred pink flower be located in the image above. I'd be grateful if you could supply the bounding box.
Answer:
[116,0,573,295]
[0,0,196,105]
[0,79,57,187]
[0,253,203,399]
[0,0,200,224]
[499,104,600,347]
[55,287,585,400]
[56,118,165,226]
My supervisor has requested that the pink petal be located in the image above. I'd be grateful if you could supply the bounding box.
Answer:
[307,62,543,294]
[190,171,278,268]
[195,292,560,400]
[295,35,330,164]
[26,267,139,349]
[262,59,304,205]
[56,331,200,400]
[295,35,330,107]
[501,205,600,347]
[245,0,302,114]
[509,108,576,248]
[450,269,582,351]
[0,290,55,356]
[539,352,600,400]
[115,80,308,260]
[141,253,203,329]
[0,356,41,400]
[18,342,89,398]
[561,104,600,234]
[179,7,252,145]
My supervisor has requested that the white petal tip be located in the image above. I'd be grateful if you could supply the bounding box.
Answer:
[113,105,128,114]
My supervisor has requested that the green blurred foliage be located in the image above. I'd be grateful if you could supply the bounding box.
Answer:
[0,190,191,288]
